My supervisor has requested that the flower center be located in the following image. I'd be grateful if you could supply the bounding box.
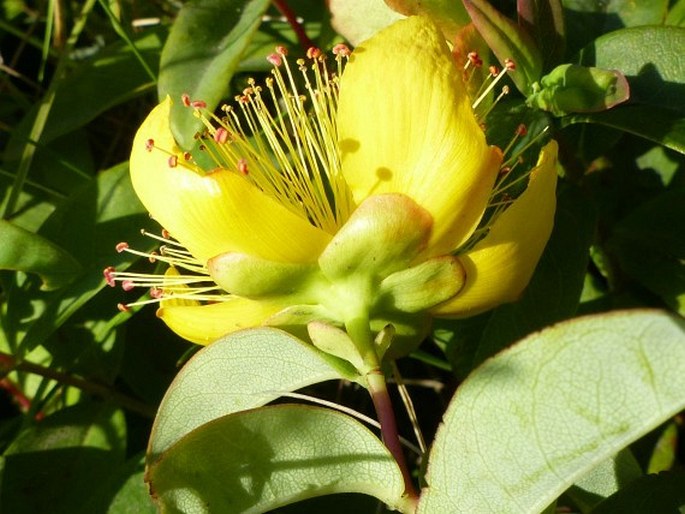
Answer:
[185,44,355,235]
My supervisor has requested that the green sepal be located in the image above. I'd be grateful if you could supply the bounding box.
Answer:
[527,64,630,116]
[208,252,318,298]
[265,304,337,327]
[374,324,397,358]
[318,194,433,281]
[463,0,543,95]
[308,321,366,372]
[370,312,431,360]
[379,256,465,313]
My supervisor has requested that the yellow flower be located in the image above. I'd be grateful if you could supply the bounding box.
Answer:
[112,16,557,355]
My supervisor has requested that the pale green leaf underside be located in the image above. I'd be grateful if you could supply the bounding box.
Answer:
[147,404,405,514]
[418,310,685,514]
[149,327,358,457]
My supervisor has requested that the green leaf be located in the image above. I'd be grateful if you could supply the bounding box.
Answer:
[578,26,685,114]
[80,453,157,514]
[590,471,685,513]
[564,27,685,151]
[517,0,565,68]
[418,310,685,514]
[147,404,407,513]
[473,185,597,365]
[609,189,685,315]
[5,29,163,156]
[149,327,358,458]
[563,0,670,54]
[438,185,595,379]
[15,162,153,354]
[647,422,679,474]
[158,0,271,149]
[463,0,543,94]
[561,106,685,155]
[1,402,126,514]
[567,449,642,512]
[666,0,685,26]
[0,219,82,290]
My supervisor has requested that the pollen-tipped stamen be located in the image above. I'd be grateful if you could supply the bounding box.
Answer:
[183,46,353,235]
[472,59,515,110]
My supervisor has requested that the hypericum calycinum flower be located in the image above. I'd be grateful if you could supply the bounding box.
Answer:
[108,16,557,366]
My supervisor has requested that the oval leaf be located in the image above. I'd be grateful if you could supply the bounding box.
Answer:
[147,404,407,513]
[0,219,82,290]
[579,26,685,114]
[158,0,271,149]
[418,310,685,514]
[149,327,358,458]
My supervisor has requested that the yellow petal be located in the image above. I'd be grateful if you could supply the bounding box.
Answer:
[130,97,331,264]
[157,297,288,345]
[337,16,502,256]
[433,141,558,317]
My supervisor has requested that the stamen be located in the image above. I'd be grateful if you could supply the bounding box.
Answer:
[464,51,483,70]
[477,85,510,120]
[472,58,516,110]
[183,45,354,234]
[267,53,282,67]
[501,123,528,158]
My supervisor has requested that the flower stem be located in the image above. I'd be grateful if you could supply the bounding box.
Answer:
[272,0,314,51]
[344,315,419,506]
[367,369,419,505]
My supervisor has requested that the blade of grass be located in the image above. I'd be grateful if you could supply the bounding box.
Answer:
[96,0,157,83]
[2,0,98,220]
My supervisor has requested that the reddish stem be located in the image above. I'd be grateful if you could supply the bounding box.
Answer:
[272,0,315,50]
[367,370,419,505]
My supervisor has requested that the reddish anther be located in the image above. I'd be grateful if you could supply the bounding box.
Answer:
[276,45,288,56]
[504,59,516,71]
[117,303,130,313]
[168,155,178,168]
[516,124,528,136]
[145,139,154,152]
[103,266,116,287]
[191,100,207,109]
[238,158,249,175]
[183,152,192,161]
[214,127,229,144]
[307,47,321,59]
[489,65,499,77]
[122,280,134,292]
[148,251,158,263]
[267,53,283,67]
[116,242,129,253]
[181,93,191,107]
[332,43,351,57]
[467,51,483,67]
[162,229,171,239]
[150,287,163,299]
